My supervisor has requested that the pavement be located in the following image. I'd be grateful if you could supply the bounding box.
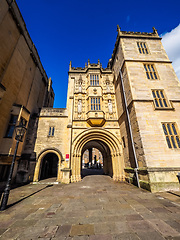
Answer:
[1,175,180,239]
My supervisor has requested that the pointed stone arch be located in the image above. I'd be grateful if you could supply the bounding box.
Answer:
[33,148,63,182]
[71,128,125,182]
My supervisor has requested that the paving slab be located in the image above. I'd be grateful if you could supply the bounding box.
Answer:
[0,175,180,239]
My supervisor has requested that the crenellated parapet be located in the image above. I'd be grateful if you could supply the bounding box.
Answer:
[117,25,159,38]
[69,60,112,74]
[108,25,161,69]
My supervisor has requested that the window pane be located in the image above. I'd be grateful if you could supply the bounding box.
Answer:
[163,99,168,107]
[49,127,51,136]
[52,127,55,136]
[151,65,155,72]
[167,124,172,135]
[146,72,150,79]
[176,136,180,148]
[150,72,153,79]
[160,91,164,98]
[171,136,177,148]
[154,72,158,79]
[166,136,172,148]
[159,99,163,107]
[152,91,156,98]
[172,124,177,135]
[155,99,159,107]
[7,126,15,138]
[147,65,151,72]
[156,91,160,98]
[144,65,148,71]
[10,115,18,124]
[162,124,168,135]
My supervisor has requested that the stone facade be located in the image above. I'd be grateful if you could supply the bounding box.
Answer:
[111,26,180,191]
[0,0,54,185]
[34,61,124,184]
[33,27,180,192]
[2,0,180,192]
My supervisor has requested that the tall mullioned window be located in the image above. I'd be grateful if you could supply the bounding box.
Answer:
[152,90,169,108]
[90,75,99,86]
[162,123,180,149]
[144,64,158,80]
[91,97,101,111]
[137,42,149,54]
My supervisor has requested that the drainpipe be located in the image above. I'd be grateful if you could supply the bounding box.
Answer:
[69,76,75,177]
[119,69,140,188]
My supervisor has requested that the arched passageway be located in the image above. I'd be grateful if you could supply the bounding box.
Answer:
[40,153,58,180]
[71,128,125,182]
[33,149,62,182]
[81,140,112,178]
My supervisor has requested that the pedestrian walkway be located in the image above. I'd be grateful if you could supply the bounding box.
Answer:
[1,175,180,239]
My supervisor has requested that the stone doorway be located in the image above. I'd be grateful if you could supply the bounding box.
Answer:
[40,153,58,180]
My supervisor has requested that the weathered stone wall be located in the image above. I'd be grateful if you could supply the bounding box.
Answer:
[34,108,68,159]
[0,0,54,183]
[112,29,180,191]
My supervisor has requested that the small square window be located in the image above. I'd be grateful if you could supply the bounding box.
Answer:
[90,75,99,86]
[152,90,169,108]
[137,42,149,54]
[91,97,101,111]
[144,64,158,80]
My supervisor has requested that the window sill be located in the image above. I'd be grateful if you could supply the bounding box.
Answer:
[154,107,175,111]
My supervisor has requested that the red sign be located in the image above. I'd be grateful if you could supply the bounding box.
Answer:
[66,154,69,159]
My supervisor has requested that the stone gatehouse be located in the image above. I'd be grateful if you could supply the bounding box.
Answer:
[33,27,180,192]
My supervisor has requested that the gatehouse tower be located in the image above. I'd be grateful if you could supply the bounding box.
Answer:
[33,27,180,192]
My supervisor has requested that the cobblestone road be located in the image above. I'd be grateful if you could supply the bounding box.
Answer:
[1,175,180,239]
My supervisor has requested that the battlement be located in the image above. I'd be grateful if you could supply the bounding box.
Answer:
[69,60,112,74]
[108,26,162,68]
[117,25,159,38]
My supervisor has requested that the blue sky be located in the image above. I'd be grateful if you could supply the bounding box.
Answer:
[16,0,180,108]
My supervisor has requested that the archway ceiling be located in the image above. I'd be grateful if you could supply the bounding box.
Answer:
[82,140,109,157]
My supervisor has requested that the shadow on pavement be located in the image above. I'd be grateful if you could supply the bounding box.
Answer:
[2,185,53,210]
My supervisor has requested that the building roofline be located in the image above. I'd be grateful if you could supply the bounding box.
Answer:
[68,60,112,74]
[108,26,162,69]
[6,0,51,87]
